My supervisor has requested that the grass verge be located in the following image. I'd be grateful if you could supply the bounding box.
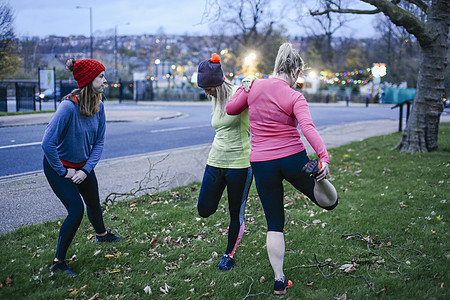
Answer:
[0,124,448,299]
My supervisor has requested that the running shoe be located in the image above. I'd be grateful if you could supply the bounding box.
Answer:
[302,159,322,176]
[217,254,235,271]
[273,276,293,295]
[50,260,77,277]
[95,231,121,242]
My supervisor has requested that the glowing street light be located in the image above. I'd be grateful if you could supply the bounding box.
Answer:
[244,52,257,64]
[372,63,387,78]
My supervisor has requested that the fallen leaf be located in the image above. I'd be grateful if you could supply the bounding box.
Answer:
[160,283,170,294]
[105,254,115,259]
[88,293,99,300]
[441,282,444,288]
[335,292,347,300]
[306,281,314,286]
[260,276,265,283]
[68,289,79,296]
[431,230,437,235]
[144,285,152,294]
[201,292,211,297]
[339,264,353,270]
[5,277,13,286]
[80,285,88,291]
[233,281,245,287]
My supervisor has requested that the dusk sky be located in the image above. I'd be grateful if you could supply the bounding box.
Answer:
[8,0,379,38]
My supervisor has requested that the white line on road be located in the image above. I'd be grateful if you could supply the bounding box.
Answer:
[150,124,210,133]
[0,141,42,149]
[0,124,211,149]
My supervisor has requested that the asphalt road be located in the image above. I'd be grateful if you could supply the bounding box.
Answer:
[0,103,401,177]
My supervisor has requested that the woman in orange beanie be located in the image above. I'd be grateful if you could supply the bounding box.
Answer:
[42,58,121,277]
[196,53,252,271]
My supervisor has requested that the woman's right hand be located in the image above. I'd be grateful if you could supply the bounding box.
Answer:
[242,75,258,92]
[316,162,329,181]
[64,168,76,179]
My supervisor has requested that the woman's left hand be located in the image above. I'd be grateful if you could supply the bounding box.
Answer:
[72,170,87,184]
[316,162,329,181]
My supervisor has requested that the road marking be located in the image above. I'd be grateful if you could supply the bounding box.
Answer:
[0,141,42,149]
[0,170,44,183]
[150,124,210,133]
[0,124,211,149]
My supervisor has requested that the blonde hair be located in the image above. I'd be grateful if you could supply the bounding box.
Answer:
[211,79,233,117]
[65,58,101,117]
[273,43,304,78]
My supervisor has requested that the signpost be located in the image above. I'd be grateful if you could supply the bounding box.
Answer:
[38,67,56,110]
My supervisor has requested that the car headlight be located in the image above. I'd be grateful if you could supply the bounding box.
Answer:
[39,93,45,99]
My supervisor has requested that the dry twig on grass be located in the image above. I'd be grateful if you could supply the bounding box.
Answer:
[104,155,171,205]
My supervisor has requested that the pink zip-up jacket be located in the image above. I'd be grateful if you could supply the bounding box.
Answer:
[226,78,329,163]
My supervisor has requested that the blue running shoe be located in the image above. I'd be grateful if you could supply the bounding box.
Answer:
[96,231,121,242]
[302,159,322,177]
[274,276,293,295]
[50,260,77,277]
[217,254,235,271]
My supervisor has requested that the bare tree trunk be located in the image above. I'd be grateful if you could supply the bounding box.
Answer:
[395,0,448,153]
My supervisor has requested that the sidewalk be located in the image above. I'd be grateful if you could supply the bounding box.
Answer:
[0,102,448,234]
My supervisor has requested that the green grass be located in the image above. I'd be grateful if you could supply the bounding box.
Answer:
[1,124,449,299]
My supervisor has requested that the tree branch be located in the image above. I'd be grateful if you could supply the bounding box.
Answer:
[310,8,381,16]
[361,0,430,44]
[311,0,431,46]
[404,0,429,13]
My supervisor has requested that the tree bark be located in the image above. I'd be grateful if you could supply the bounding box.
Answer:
[395,0,448,153]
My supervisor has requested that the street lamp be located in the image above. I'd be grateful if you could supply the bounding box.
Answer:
[154,59,161,88]
[115,22,130,81]
[76,6,93,58]
[372,63,387,103]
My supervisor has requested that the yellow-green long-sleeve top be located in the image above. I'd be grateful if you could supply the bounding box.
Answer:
[207,90,251,169]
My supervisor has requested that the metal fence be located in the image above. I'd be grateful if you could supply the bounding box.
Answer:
[15,83,36,111]
[0,86,6,112]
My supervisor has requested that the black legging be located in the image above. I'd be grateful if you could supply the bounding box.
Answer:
[43,157,106,260]
[197,165,253,256]
[251,151,320,232]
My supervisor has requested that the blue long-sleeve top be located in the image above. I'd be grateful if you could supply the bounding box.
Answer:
[42,99,106,177]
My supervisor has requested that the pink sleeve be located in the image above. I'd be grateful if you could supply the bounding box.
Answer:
[293,94,330,163]
[226,86,248,115]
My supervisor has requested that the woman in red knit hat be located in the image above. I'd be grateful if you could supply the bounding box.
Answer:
[42,58,121,277]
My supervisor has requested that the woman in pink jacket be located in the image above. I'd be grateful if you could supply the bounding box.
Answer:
[226,43,338,295]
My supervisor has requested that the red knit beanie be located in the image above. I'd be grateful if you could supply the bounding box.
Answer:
[73,59,106,88]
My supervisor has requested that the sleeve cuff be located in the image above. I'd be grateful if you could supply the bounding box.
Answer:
[81,168,90,176]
